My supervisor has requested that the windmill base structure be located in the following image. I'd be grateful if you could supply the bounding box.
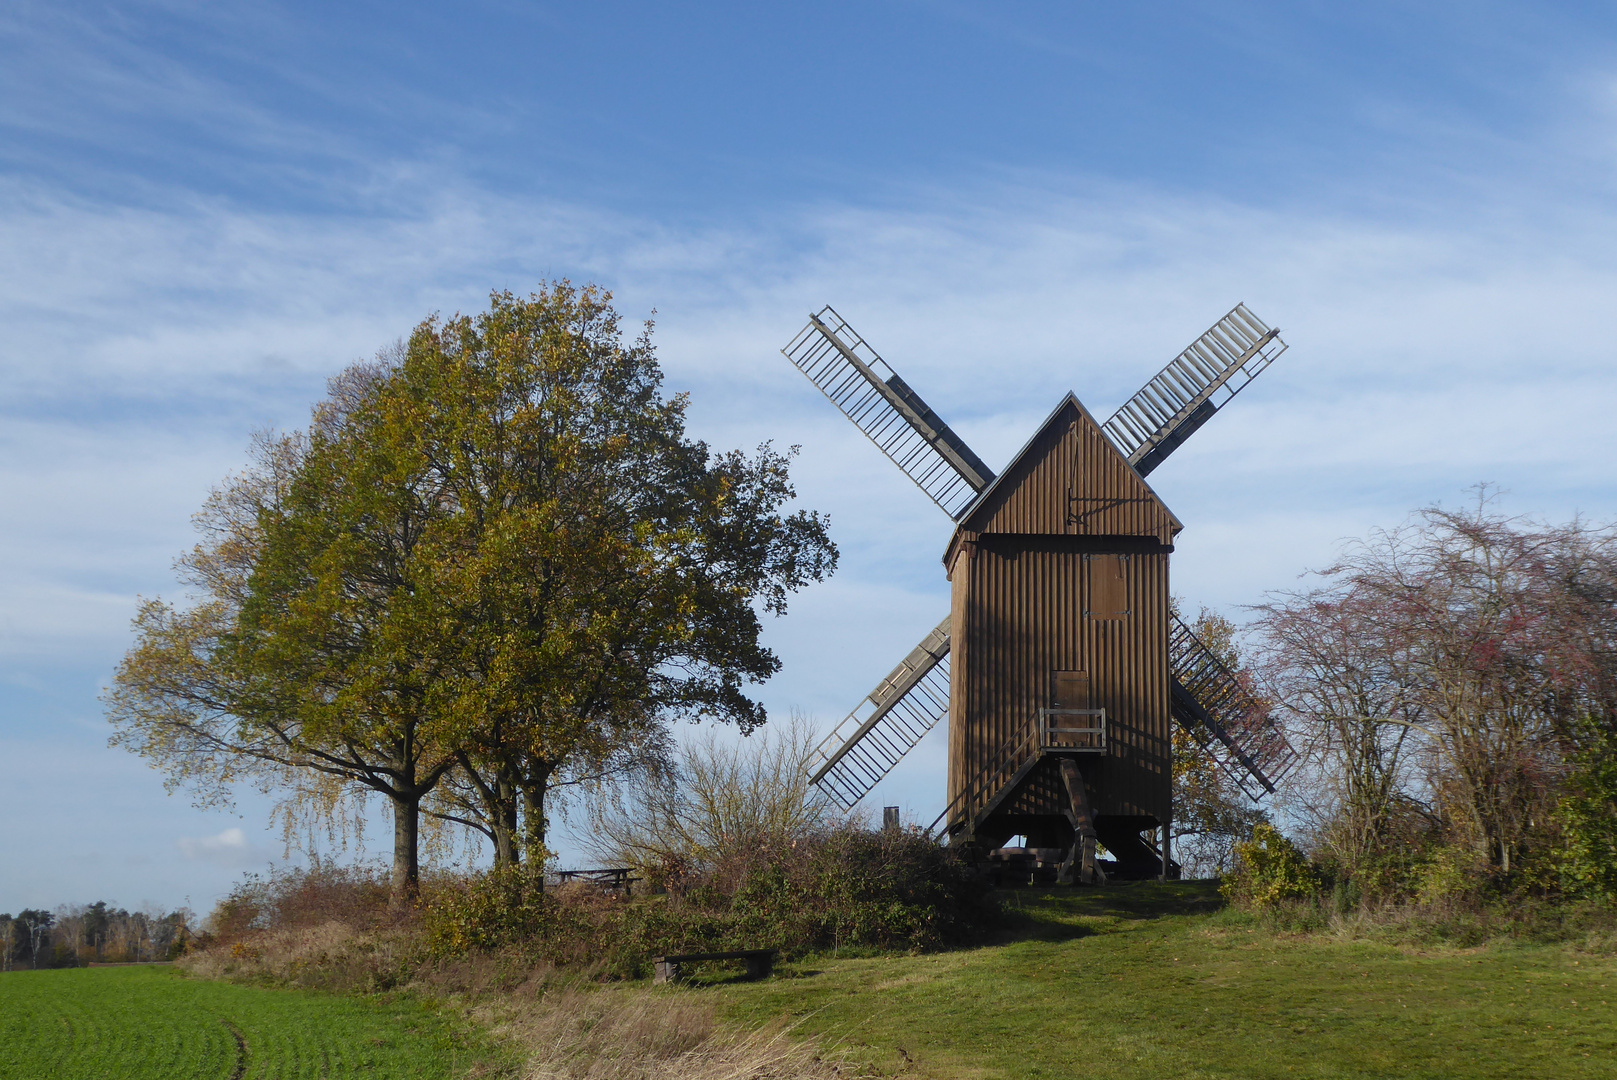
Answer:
[783,304,1299,882]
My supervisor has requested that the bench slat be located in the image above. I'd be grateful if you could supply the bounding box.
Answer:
[651,949,774,963]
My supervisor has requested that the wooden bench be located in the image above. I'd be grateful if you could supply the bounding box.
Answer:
[652,949,777,985]
[553,867,642,897]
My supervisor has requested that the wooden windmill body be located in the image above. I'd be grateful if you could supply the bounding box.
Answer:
[782,305,1299,879]
[945,396,1179,865]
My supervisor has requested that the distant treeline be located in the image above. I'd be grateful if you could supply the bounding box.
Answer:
[1,902,193,970]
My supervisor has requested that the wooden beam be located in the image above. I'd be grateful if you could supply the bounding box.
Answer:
[1058,758,1100,885]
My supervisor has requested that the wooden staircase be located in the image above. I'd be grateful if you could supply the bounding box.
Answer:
[925,708,1106,842]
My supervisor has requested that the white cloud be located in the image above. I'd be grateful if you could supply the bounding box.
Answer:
[176,827,250,864]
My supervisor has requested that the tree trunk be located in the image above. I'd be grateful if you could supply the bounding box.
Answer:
[493,771,520,868]
[456,752,523,868]
[392,794,420,908]
[521,758,555,871]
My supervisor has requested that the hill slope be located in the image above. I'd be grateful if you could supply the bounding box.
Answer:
[709,882,1614,1079]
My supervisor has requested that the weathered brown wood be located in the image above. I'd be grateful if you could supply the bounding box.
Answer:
[1059,759,1097,837]
[1051,670,1090,710]
[945,396,1176,848]
[1088,555,1130,619]
[948,395,1181,545]
[1057,758,1100,884]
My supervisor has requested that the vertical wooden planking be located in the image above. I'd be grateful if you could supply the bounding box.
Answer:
[945,394,1177,831]
[963,398,1180,540]
[947,542,1171,823]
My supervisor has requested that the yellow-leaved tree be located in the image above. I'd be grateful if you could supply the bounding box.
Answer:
[107,284,837,904]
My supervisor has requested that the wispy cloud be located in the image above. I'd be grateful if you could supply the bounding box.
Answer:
[176,826,249,863]
[8,164,1617,726]
[10,16,1617,892]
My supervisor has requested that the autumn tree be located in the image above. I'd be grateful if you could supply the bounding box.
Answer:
[392,287,835,866]
[108,284,837,898]
[108,374,467,902]
[1252,493,1617,891]
[1250,569,1427,879]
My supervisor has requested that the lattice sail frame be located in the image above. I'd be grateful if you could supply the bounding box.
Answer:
[805,617,951,811]
[1105,303,1287,478]
[1168,615,1299,800]
[782,307,994,519]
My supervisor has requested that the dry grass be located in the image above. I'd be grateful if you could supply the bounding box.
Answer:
[179,919,416,992]
[181,860,936,1075]
[485,985,854,1080]
[184,914,857,1078]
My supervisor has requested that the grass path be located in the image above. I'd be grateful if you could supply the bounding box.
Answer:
[0,965,509,1079]
[709,883,1617,1079]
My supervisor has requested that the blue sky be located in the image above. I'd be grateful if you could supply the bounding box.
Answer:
[5,1,1617,914]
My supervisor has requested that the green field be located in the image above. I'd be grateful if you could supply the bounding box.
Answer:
[8,888,1613,1079]
[709,882,1617,1080]
[0,965,509,1080]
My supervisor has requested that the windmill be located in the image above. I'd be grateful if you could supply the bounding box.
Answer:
[782,303,1298,882]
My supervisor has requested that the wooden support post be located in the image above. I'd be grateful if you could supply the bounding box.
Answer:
[1058,759,1099,885]
[1159,824,1170,882]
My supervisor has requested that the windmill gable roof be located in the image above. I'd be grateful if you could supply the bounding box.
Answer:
[947,393,1182,554]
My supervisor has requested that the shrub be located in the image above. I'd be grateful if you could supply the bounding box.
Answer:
[204,859,396,943]
[1412,843,1489,907]
[1221,824,1317,908]
[1555,736,1617,903]
[419,824,999,979]
[423,865,555,955]
[714,825,996,953]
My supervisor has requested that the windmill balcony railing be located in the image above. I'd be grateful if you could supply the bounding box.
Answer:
[1038,709,1106,754]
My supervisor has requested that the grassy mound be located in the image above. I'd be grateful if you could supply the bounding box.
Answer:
[708,881,1617,1079]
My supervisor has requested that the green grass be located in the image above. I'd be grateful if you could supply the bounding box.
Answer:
[0,965,511,1079]
[704,882,1617,1079]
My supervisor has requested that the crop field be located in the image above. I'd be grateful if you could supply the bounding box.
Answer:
[710,882,1617,1080]
[0,965,509,1080]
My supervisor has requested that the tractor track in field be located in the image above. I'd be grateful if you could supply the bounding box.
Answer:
[220,1019,248,1080]
[3,963,509,1078]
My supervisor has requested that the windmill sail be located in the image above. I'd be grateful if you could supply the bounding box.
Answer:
[806,617,951,810]
[810,616,1298,824]
[782,307,994,519]
[1103,303,1287,478]
[1169,615,1298,800]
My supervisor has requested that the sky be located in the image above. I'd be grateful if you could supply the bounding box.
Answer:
[5,0,1617,915]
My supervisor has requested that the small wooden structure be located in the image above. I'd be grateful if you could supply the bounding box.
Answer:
[940,395,1178,870]
[553,867,641,896]
[653,949,776,984]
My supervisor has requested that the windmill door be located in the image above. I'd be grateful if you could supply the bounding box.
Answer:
[1048,670,1098,751]
[1087,554,1130,620]
[1051,670,1089,710]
